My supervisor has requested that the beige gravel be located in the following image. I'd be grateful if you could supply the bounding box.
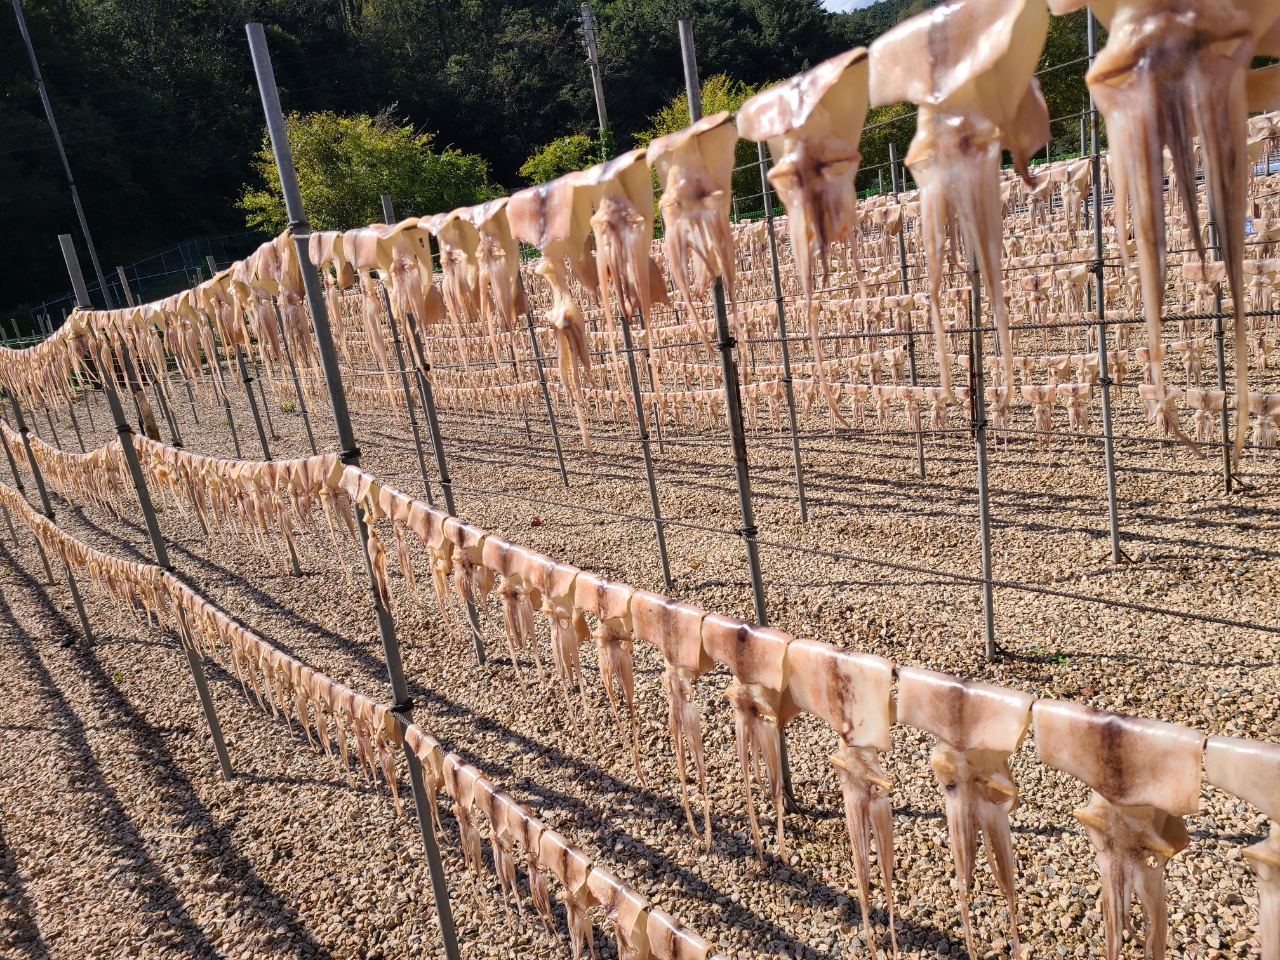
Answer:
[0,363,1276,960]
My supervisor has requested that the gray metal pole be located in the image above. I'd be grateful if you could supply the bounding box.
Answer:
[756,142,809,522]
[1088,11,1123,561]
[0,415,53,584]
[246,26,461,958]
[7,395,92,643]
[12,0,113,308]
[517,277,569,486]
[379,288,435,502]
[235,346,272,460]
[681,20,766,622]
[1208,215,1233,493]
[619,311,674,590]
[0,501,18,547]
[403,314,486,659]
[580,2,612,157]
[271,298,318,455]
[65,236,233,771]
[890,143,927,479]
[174,604,234,778]
[968,269,997,660]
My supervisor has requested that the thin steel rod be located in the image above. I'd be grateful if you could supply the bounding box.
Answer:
[0,411,48,582]
[65,234,233,767]
[255,361,278,440]
[246,25,460,958]
[271,297,318,455]
[175,605,234,779]
[381,290,436,503]
[0,501,19,547]
[890,142,927,479]
[1088,10,1124,562]
[1207,213,1234,494]
[12,0,114,307]
[518,278,569,487]
[619,309,673,590]
[757,142,809,521]
[236,346,272,460]
[682,19,766,623]
[969,270,997,660]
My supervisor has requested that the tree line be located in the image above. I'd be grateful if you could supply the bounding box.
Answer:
[2,0,1092,320]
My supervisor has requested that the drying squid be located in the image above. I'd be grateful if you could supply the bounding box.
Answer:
[508,801,557,935]
[480,533,546,690]
[630,589,713,850]
[785,639,897,956]
[540,828,599,960]
[574,570,644,783]
[508,171,598,395]
[1050,0,1280,459]
[423,211,486,376]
[581,150,667,365]
[869,0,1050,412]
[522,553,593,729]
[443,756,489,904]
[701,613,797,859]
[343,227,401,403]
[1034,700,1205,960]
[1205,736,1280,960]
[586,869,653,960]
[462,198,527,338]
[896,667,1032,960]
[646,112,740,360]
[738,49,871,423]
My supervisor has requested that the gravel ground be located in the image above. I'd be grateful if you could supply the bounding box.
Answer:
[0,361,1276,960]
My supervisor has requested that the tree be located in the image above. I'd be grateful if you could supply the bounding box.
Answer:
[518,134,600,184]
[238,110,499,233]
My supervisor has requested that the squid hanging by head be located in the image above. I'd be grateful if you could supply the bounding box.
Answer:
[508,170,600,394]
[646,112,741,362]
[1049,0,1280,462]
[869,0,1051,415]
[737,49,871,425]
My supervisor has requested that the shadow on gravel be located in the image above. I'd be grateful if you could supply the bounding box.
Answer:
[0,542,338,960]
[0,817,48,958]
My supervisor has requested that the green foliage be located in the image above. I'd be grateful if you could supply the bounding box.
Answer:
[2,0,1104,318]
[857,102,918,192]
[519,134,600,184]
[239,110,498,232]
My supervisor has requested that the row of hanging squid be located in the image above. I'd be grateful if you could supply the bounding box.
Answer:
[8,0,1280,475]
[0,475,719,960]
[13,418,1280,960]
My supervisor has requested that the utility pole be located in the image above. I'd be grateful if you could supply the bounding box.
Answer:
[580,2,613,159]
[11,0,114,309]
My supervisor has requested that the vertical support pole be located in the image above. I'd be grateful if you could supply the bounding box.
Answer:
[7,394,94,640]
[4,398,57,584]
[968,269,997,661]
[0,501,19,547]
[380,289,435,502]
[681,19,766,622]
[405,315,486,660]
[254,360,278,440]
[62,230,233,775]
[890,142,926,480]
[42,406,61,449]
[174,604,234,779]
[579,2,613,159]
[757,142,808,521]
[516,276,569,487]
[247,27,461,957]
[12,0,114,308]
[236,346,272,460]
[1088,10,1124,560]
[1207,214,1234,493]
[271,297,318,456]
[1,417,52,579]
